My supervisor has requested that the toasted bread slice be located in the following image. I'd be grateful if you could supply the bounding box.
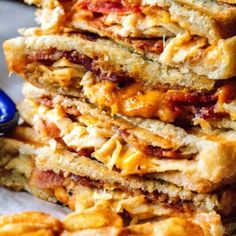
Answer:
[218,0,236,3]
[3,35,214,89]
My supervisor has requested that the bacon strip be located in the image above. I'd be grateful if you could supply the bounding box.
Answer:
[130,39,164,54]
[70,175,104,189]
[77,0,140,14]
[27,49,134,84]
[118,128,190,159]
[43,121,61,139]
[29,169,195,215]
[30,169,64,189]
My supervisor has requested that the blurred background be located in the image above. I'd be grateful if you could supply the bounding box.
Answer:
[0,0,36,102]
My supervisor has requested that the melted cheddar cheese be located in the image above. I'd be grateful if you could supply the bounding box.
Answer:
[81,72,179,122]
[31,101,191,176]
[82,72,236,122]
[92,136,190,176]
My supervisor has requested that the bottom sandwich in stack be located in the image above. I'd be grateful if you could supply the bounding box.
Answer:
[0,128,236,235]
[1,83,236,232]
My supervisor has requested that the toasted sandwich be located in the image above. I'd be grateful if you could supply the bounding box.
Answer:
[3,35,236,130]
[24,0,236,79]
[13,83,236,197]
[1,124,236,224]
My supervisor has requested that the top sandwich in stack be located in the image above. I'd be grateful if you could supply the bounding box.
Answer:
[25,0,236,80]
[4,0,236,130]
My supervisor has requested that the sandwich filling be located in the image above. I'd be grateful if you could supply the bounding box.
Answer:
[25,49,236,125]
[1,126,236,221]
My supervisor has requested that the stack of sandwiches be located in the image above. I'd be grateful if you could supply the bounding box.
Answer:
[1,0,236,234]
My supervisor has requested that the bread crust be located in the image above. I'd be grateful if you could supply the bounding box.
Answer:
[3,35,216,89]
[218,0,236,3]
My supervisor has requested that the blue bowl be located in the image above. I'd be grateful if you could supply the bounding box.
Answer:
[0,89,19,134]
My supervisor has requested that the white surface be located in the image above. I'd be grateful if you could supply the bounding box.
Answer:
[0,187,71,219]
[0,1,70,218]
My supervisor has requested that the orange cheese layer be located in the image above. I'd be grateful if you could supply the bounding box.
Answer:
[83,78,236,122]
[83,80,180,122]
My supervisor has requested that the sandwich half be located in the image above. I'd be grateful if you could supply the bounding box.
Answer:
[24,0,236,79]
[3,35,236,130]
[1,124,236,225]
[15,83,236,197]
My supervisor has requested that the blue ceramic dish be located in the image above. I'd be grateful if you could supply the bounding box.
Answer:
[0,89,19,134]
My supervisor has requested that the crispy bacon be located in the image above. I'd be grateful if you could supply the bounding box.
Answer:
[131,39,164,54]
[39,97,54,108]
[144,145,186,159]
[195,106,216,119]
[43,121,61,139]
[166,91,217,105]
[63,106,81,116]
[27,49,64,66]
[118,128,190,159]
[77,0,140,14]
[219,188,236,217]
[146,191,168,204]
[30,169,64,189]
[27,49,134,84]
[77,147,95,157]
[70,175,104,189]
[217,81,236,104]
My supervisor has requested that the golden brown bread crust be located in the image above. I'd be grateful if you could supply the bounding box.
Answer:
[3,35,215,89]
[218,0,236,3]
[172,0,236,21]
